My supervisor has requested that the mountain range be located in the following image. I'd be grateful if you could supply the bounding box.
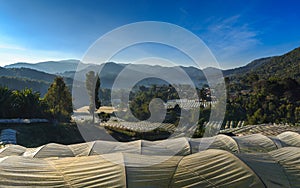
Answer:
[3,60,209,89]
[4,59,88,74]
[223,47,300,80]
[1,47,300,96]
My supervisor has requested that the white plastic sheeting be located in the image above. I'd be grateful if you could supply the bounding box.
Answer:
[1,148,300,187]
[277,131,300,147]
[1,132,300,158]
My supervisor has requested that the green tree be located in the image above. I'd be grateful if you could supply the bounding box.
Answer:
[44,77,73,122]
[0,87,13,118]
[95,74,101,109]
[86,71,101,123]
[11,88,43,118]
[295,107,300,123]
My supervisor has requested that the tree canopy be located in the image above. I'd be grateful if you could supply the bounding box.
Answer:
[44,77,73,122]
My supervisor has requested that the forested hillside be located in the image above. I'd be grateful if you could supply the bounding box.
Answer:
[0,77,50,96]
[0,67,74,96]
[223,48,300,126]
[225,47,300,82]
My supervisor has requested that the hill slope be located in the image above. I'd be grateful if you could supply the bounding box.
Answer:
[0,67,73,84]
[224,47,300,81]
[0,67,75,96]
[4,59,88,74]
[2,46,300,93]
[62,62,207,88]
[0,76,51,96]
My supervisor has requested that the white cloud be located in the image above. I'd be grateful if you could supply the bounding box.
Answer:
[200,15,261,68]
[0,40,79,66]
[0,44,26,51]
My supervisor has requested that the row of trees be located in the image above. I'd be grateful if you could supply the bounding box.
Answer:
[0,71,102,123]
[0,77,73,122]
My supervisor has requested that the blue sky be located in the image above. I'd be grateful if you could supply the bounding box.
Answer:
[0,0,300,69]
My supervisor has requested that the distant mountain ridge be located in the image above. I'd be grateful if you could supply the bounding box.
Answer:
[0,67,73,85]
[0,67,75,96]
[0,76,51,95]
[223,57,273,76]
[1,46,300,94]
[4,59,89,74]
[224,47,300,81]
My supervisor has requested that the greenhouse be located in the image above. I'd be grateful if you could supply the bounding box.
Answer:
[0,131,300,187]
[0,147,299,187]
[1,131,299,158]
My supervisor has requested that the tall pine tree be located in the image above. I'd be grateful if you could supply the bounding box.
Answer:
[86,71,101,123]
[44,77,73,122]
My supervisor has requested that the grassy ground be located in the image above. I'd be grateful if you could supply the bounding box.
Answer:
[0,123,84,147]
